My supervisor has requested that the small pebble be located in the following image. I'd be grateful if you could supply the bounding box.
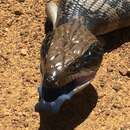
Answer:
[14,10,22,16]
[126,69,130,78]
[23,122,28,127]
[20,31,29,37]
[107,65,114,72]
[99,78,105,88]
[119,67,130,78]
[20,49,27,56]
[112,103,122,109]
[112,84,121,92]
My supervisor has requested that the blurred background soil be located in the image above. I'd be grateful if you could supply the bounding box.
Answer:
[0,0,130,130]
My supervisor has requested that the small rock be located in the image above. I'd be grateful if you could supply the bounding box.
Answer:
[7,19,13,26]
[99,78,105,88]
[119,67,130,77]
[5,28,9,32]
[112,84,121,92]
[100,82,105,88]
[23,122,28,127]
[6,89,12,94]
[20,31,29,37]
[33,79,38,82]
[0,55,8,61]
[107,65,114,72]
[20,49,27,56]
[112,103,122,109]
[14,10,22,16]
[119,67,128,76]
[98,94,105,99]
[126,69,130,78]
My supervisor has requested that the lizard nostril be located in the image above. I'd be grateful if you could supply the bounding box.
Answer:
[45,76,55,87]
[44,72,58,88]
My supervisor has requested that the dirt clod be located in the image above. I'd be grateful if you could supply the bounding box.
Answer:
[126,69,130,78]
[20,49,28,56]
[112,84,121,92]
[14,10,23,16]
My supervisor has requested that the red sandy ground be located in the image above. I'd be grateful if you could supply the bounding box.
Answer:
[0,0,130,130]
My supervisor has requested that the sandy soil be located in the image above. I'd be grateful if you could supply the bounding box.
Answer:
[0,0,130,130]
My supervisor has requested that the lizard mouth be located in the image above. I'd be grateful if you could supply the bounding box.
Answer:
[59,70,96,86]
[35,71,96,113]
[43,71,96,102]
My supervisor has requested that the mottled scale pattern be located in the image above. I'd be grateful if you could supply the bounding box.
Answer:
[45,20,98,78]
[57,0,130,35]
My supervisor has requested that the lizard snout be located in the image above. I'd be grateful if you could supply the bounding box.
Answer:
[44,71,58,88]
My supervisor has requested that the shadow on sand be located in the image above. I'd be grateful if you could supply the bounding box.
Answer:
[38,84,98,130]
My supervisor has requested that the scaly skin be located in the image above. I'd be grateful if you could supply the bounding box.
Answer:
[57,0,130,35]
[35,0,130,112]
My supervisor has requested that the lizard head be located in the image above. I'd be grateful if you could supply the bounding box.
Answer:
[40,20,104,102]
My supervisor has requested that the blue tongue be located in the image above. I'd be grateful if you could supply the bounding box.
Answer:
[35,79,91,113]
[36,85,74,113]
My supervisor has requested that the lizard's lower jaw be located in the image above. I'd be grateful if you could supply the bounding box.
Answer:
[35,80,91,113]
[35,72,95,113]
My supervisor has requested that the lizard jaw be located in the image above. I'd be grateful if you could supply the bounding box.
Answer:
[35,80,91,113]
[35,71,95,113]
